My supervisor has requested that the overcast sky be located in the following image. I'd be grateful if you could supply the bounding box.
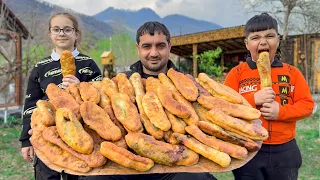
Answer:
[41,0,255,27]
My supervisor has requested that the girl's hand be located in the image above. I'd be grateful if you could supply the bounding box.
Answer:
[62,75,80,89]
[21,146,34,162]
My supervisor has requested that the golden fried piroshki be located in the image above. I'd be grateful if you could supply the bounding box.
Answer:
[101,77,119,98]
[197,121,259,152]
[185,125,248,160]
[167,68,198,101]
[165,110,187,134]
[43,126,107,168]
[206,109,268,141]
[225,130,260,152]
[192,102,209,122]
[100,141,154,172]
[173,133,231,168]
[158,73,199,125]
[32,137,92,173]
[91,81,115,118]
[90,81,126,136]
[220,84,252,107]
[257,52,272,88]
[197,95,261,121]
[142,91,171,131]
[32,69,267,173]
[46,83,81,120]
[31,100,56,129]
[79,82,100,104]
[30,103,91,173]
[86,124,129,150]
[140,113,164,139]
[116,73,136,103]
[113,137,129,149]
[198,73,242,104]
[125,132,199,166]
[198,121,231,139]
[55,108,94,154]
[129,73,163,139]
[80,101,122,141]
[60,50,76,77]
[163,130,180,145]
[65,84,83,104]
[185,74,211,96]
[156,84,191,119]
[111,93,143,132]
[146,77,162,93]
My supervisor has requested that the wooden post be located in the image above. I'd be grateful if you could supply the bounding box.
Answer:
[193,43,198,77]
[221,53,225,68]
[14,33,22,106]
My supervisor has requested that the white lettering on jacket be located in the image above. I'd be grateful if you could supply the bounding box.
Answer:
[91,75,102,81]
[44,68,61,77]
[23,106,36,116]
[79,67,93,76]
[239,85,257,94]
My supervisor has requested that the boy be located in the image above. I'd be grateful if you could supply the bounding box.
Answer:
[224,13,314,180]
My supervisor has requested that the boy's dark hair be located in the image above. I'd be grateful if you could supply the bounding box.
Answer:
[136,21,170,44]
[245,13,278,38]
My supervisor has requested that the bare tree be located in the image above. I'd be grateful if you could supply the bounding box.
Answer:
[240,0,320,37]
[240,0,320,71]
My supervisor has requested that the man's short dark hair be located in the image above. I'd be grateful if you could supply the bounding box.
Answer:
[136,21,171,44]
[245,13,278,38]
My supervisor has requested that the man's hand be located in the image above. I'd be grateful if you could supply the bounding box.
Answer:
[260,101,280,120]
[21,146,34,162]
[62,75,80,89]
[28,129,33,136]
[254,87,275,106]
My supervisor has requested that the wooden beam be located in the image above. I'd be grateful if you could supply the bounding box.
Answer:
[193,44,198,77]
[226,39,245,49]
[170,47,187,56]
[223,49,248,55]
[171,26,245,46]
[215,41,237,50]
[199,43,217,51]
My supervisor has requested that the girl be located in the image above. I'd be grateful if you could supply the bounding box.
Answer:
[19,12,102,180]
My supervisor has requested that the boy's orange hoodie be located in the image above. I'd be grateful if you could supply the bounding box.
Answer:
[224,58,314,144]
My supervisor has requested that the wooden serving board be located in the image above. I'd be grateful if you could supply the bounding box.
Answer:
[34,140,261,175]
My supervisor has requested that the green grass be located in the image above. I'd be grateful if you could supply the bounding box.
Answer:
[0,110,319,180]
[0,125,33,180]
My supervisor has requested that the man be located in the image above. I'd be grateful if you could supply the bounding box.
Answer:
[81,21,217,180]
[124,21,177,78]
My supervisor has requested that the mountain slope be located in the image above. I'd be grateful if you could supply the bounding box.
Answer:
[4,0,113,38]
[94,7,222,36]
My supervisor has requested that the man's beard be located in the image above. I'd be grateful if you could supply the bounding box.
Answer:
[144,62,167,72]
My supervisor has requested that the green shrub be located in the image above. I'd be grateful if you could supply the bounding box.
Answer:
[193,48,226,77]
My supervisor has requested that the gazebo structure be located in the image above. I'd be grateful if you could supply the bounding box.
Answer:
[0,0,30,107]
[170,26,320,92]
[170,26,247,76]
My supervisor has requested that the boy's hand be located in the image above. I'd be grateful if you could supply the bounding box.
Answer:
[62,75,80,89]
[260,101,279,120]
[254,87,275,105]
